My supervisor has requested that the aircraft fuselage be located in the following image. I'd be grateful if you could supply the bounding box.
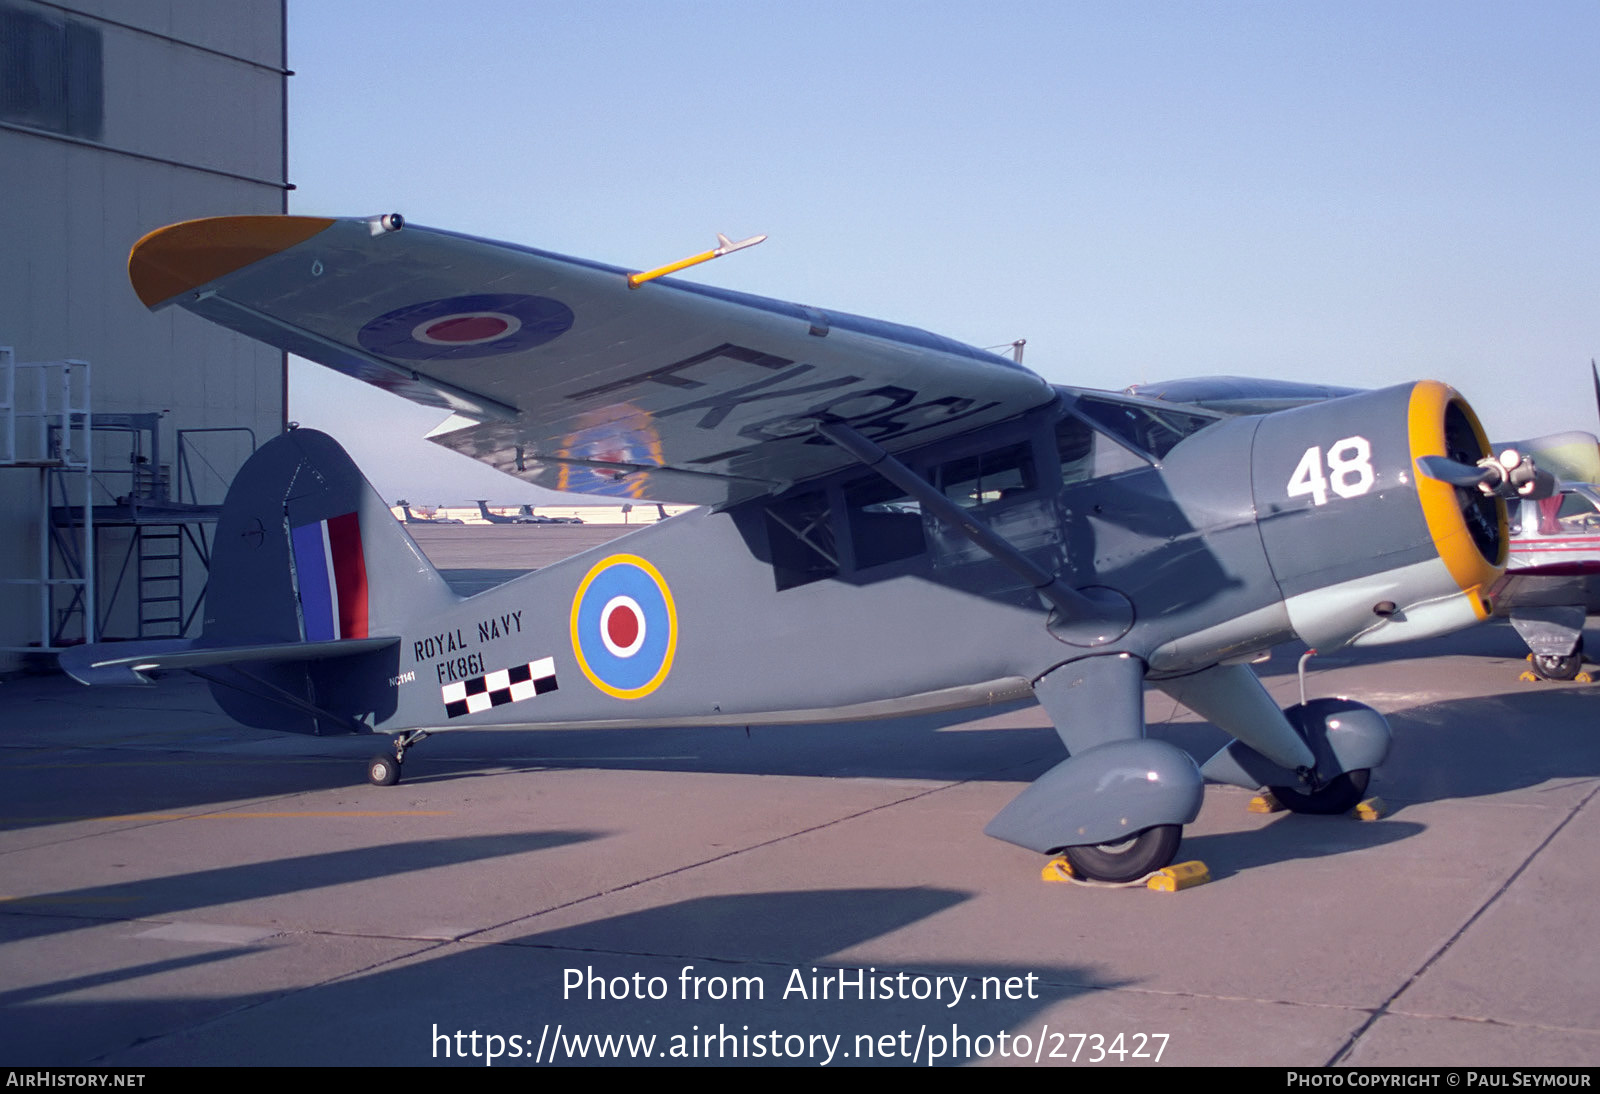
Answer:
[205,381,1500,739]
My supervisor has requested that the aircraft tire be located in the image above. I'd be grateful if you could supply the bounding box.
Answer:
[367,754,402,787]
[1269,769,1369,815]
[1062,824,1181,883]
[1532,652,1583,681]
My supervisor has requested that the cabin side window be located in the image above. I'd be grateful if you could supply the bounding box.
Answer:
[844,477,926,568]
[935,442,1037,509]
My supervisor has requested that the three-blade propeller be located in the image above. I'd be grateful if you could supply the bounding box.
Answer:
[1416,450,1554,498]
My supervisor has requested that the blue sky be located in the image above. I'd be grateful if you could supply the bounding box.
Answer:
[285,2,1600,503]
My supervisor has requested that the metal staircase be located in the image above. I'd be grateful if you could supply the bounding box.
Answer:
[1,347,258,654]
[75,415,256,641]
[135,525,184,636]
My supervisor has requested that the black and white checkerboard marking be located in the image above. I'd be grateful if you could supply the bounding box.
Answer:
[442,657,558,718]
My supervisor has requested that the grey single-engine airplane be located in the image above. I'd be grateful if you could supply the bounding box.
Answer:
[61,213,1542,881]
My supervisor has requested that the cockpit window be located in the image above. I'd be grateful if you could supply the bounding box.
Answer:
[1056,413,1149,482]
[1558,489,1600,523]
[1071,395,1218,460]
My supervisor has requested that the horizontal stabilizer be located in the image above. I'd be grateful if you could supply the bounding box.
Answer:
[61,636,400,686]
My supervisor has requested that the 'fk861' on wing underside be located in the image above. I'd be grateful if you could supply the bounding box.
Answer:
[129,214,1054,505]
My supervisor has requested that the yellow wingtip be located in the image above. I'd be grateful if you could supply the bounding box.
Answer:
[128,215,336,308]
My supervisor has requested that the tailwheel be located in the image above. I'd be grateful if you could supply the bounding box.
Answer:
[367,754,402,787]
[1062,824,1182,883]
[1531,652,1584,681]
[366,729,428,787]
[1269,769,1369,815]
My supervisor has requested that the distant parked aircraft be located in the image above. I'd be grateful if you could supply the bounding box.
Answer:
[396,500,463,525]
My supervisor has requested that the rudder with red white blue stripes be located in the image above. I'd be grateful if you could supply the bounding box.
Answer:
[290,511,370,641]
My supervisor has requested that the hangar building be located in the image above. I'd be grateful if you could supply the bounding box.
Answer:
[0,0,286,672]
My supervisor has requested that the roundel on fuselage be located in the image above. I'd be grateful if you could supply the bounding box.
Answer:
[569,554,677,699]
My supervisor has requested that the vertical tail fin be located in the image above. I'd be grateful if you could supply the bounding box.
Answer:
[63,429,453,734]
[196,428,456,733]
[206,427,458,647]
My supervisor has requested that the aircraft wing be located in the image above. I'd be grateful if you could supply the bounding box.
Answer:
[1125,376,1363,415]
[130,215,1054,505]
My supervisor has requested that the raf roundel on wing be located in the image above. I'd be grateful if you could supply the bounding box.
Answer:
[570,555,678,700]
[357,292,574,360]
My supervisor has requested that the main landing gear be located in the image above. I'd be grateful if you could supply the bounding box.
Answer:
[1527,646,1586,682]
[1062,825,1183,884]
[366,729,430,787]
[1192,685,1390,815]
[1268,768,1372,816]
[1054,766,1375,883]
[1511,615,1589,681]
[985,659,1206,883]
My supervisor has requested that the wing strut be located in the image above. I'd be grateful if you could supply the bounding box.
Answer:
[814,421,1132,646]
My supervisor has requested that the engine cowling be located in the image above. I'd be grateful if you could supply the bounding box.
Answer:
[1249,380,1505,649]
